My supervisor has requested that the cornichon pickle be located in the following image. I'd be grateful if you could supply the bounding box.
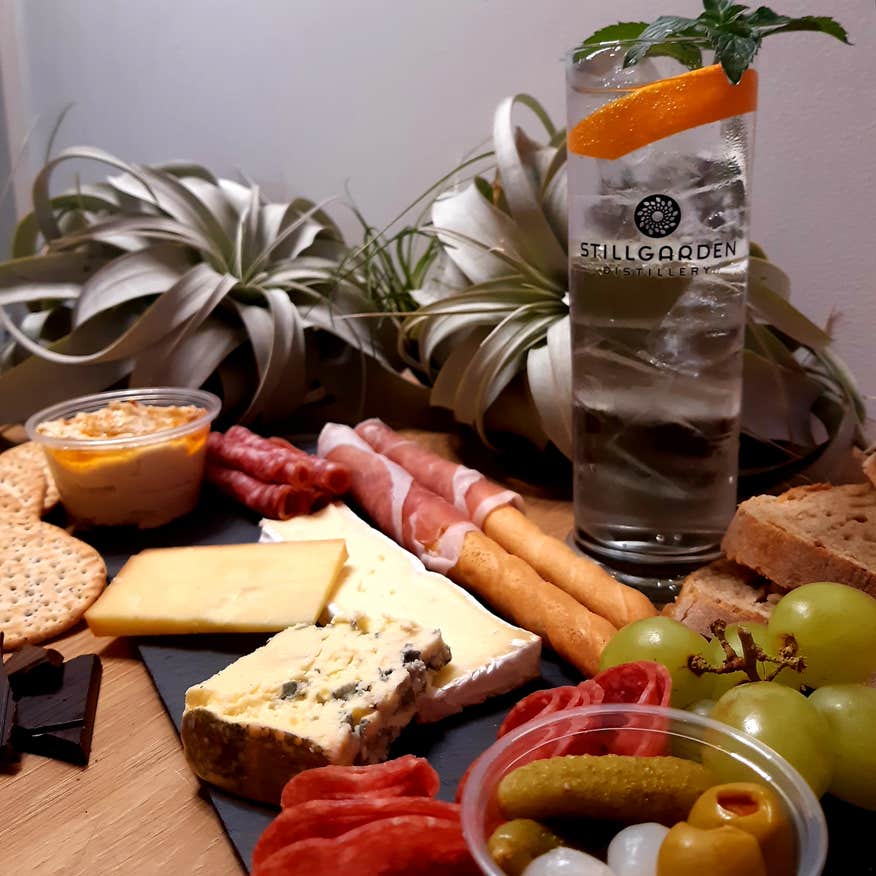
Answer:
[487,819,564,876]
[497,755,715,826]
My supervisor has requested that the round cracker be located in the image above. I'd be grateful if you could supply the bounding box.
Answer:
[0,442,60,515]
[0,519,106,650]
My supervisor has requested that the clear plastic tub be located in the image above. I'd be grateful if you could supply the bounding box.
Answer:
[26,387,221,528]
[461,704,828,875]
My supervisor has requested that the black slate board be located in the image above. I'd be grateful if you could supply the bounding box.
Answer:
[79,496,875,874]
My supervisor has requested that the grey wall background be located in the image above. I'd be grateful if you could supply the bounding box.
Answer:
[2,0,875,414]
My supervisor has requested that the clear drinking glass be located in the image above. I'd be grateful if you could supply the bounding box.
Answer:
[566,41,757,580]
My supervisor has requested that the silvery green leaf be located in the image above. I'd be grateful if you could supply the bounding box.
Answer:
[748,254,790,300]
[412,253,468,307]
[745,322,804,373]
[431,183,528,284]
[135,165,233,266]
[1,264,229,365]
[541,165,568,248]
[178,177,241,238]
[429,329,490,410]
[13,189,126,258]
[31,146,153,241]
[131,316,242,390]
[0,309,135,423]
[74,244,193,326]
[241,288,307,422]
[233,301,272,376]
[53,215,218,257]
[157,161,219,184]
[526,317,572,457]
[493,95,566,280]
[447,303,563,439]
[244,199,336,281]
[0,252,98,301]
[741,348,820,444]
[748,269,831,350]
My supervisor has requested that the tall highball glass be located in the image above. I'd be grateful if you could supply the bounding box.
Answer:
[566,42,757,586]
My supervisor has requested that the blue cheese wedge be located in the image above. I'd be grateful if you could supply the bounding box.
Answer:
[180,617,450,803]
[261,503,542,722]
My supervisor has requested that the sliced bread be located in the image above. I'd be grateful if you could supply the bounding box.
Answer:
[665,558,776,637]
[722,483,876,597]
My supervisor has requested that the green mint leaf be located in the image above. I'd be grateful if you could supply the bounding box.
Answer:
[711,31,760,83]
[578,21,648,47]
[745,6,791,28]
[623,16,704,67]
[756,15,851,44]
[573,21,647,61]
[640,40,704,71]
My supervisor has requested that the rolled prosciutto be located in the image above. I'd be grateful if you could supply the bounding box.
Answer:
[317,423,476,573]
[354,418,522,527]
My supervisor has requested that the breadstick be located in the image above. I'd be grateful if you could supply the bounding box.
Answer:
[318,423,617,676]
[354,418,655,628]
[483,505,657,628]
[451,530,616,677]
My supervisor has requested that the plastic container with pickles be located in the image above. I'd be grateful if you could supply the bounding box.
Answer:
[460,704,827,876]
[27,387,221,528]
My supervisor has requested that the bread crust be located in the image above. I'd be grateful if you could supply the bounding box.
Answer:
[665,559,773,637]
[721,485,876,597]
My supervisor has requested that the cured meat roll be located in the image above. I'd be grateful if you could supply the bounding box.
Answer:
[206,464,322,520]
[355,418,522,526]
[226,426,351,496]
[354,418,656,629]
[208,432,313,488]
[318,423,616,676]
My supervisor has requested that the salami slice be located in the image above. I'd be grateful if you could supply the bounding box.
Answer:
[253,797,460,869]
[253,816,478,876]
[207,431,313,488]
[456,661,674,800]
[280,755,440,808]
[206,464,315,519]
[592,661,672,757]
[355,418,522,526]
[317,424,476,572]
[269,436,352,495]
[226,425,352,496]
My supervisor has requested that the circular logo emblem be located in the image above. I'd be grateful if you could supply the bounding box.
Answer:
[634,194,681,238]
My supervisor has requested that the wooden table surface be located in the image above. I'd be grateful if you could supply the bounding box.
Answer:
[0,432,575,876]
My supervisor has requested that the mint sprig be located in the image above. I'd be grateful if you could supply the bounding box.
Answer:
[575,1,850,84]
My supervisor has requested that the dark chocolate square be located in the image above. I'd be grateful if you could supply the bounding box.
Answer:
[13,654,102,765]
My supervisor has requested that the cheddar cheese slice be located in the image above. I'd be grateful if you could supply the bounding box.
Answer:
[85,540,347,636]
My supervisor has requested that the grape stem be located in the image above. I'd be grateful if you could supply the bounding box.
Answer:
[687,620,807,683]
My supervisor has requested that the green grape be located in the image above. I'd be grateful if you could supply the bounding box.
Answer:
[710,682,835,796]
[809,684,876,810]
[706,622,802,699]
[599,617,713,708]
[688,699,716,718]
[768,582,876,688]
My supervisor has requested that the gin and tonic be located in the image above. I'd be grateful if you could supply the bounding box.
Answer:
[567,43,757,578]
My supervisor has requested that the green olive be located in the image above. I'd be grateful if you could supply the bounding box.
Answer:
[487,819,563,876]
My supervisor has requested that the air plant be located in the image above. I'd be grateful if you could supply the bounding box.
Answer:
[0,147,416,428]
